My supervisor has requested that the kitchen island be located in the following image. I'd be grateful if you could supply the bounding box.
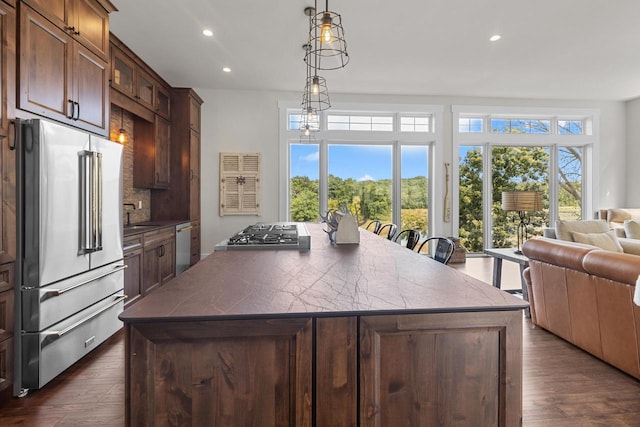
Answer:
[120,223,527,426]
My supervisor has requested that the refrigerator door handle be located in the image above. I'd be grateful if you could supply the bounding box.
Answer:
[79,150,103,254]
[41,264,127,299]
[40,295,127,348]
[79,150,92,254]
[93,152,103,251]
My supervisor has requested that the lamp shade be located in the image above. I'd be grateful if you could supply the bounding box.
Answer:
[501,191,543,212]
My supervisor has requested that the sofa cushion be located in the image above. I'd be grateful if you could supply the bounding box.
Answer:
[572,230,623,253]
[607,208,640,225]
[624,220,640,239]
[555,219,609,242]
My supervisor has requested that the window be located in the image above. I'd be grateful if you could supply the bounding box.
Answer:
[400,116,430,132]
[490,118,551,134]
[327,114,394,131]
[458,117,483,133]
[453,106,596,253]
[281,102,443,238]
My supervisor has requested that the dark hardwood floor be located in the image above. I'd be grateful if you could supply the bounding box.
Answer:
[1,258,639,425]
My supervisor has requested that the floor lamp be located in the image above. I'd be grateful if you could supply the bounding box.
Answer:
[501,191,543,254]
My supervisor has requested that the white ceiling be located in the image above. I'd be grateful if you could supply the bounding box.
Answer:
[109,0,640,101]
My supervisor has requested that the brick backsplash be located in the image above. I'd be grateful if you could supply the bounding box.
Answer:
[109,105,151,225]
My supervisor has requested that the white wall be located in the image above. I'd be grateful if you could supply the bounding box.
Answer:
[626,97,640,206]
[196,88,627,256]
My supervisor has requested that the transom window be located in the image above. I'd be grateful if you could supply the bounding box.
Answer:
[327,114,394,131]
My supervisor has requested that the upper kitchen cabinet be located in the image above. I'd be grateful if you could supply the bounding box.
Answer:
[133,115,170,189]
[17,2,112,136]
[110,35,171,120]
[21,0,112,59]
[151,88,202,221]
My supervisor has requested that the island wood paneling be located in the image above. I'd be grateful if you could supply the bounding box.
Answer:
[360,311,522,427]
[126,318,313,426]
[316,316,358,426]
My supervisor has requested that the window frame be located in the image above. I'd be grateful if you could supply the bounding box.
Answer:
[452,105,599,252]
[279,102,445,236]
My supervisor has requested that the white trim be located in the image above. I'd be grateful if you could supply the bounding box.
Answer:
[452,104,600,250]
[278,101,445,235]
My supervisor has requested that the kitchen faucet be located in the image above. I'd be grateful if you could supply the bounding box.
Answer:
[123,203,136,226]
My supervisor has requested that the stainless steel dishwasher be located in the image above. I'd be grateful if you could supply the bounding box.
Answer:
[175,222,192,275]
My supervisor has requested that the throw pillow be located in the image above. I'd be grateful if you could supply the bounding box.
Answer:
[624,220,640,239]
[634,275,640,306]
[555,219,609,242]
[571,230,623,252]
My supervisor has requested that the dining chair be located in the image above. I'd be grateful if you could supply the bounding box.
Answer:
[416,236,455,265]
[393,229,421,250]
[365,220,382,234]
[376,223,398,240]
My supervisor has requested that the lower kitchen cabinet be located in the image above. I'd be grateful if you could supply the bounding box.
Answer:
[0,263,13,395]
[142,226,175,295]
[190,220,200,266]
[123,235,142,307]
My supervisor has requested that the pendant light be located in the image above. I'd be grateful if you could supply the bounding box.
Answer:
[305,0,349,71]
[302,13,330,113]
[117,108,127,144]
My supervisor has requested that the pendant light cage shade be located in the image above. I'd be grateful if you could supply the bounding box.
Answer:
[303,73,331,112]
[297,103,320,142]
[305,8,349,71]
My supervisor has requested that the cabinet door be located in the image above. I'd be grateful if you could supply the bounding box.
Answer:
[0,336,12,393]
[189,129,200,220]
[21,0,66,27]
[127,318,313,426]
[72,0,109,59]
[159,238,175,284]
[123,247,142,307]
[136,69,154,110]
[73,41,108,135]
[142,244,161,295]
[111,46,135,98]
[19,5,74,122]
[190,221,200,266]
[155,83,170,119]
[359,312,522,427]
[189,95,200,130]
[154,116,170,188]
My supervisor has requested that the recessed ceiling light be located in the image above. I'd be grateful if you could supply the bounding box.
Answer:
[222,67,231,73]
[202,29,213,37]
[489,34,501,42]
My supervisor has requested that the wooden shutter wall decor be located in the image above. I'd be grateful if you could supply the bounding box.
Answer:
[219,152,262,216]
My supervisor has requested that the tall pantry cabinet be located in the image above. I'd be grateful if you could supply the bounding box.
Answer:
[151,88,203,265]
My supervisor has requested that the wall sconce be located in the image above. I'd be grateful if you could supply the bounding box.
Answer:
[117,108,127,144]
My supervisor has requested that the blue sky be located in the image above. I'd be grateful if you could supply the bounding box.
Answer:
[290,144,428,181]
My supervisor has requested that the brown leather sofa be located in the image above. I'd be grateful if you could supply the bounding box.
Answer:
[522,237,640,379]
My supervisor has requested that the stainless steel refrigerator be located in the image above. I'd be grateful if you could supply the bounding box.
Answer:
[15,119,126,396]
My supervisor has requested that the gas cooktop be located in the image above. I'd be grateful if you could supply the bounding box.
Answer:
[215,223,311,251]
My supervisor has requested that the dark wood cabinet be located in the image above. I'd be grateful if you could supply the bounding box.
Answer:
[18,2,109,135]
[110,36,171,120]
[21,0,111,59]
[141,227,174,296]
[0,2,15,400]
[133,115,170,189]
[0,263,14,394]
[127,318,313,426]
[150,88,201,264]
[190,220,200,266]
[123,235,142,307]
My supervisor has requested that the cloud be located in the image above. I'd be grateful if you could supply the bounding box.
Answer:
[358,174,375,181]
[302,151,319,162]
